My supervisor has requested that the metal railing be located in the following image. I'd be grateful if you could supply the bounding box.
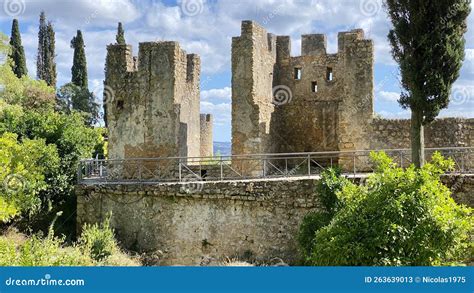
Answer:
[77,147,473,184]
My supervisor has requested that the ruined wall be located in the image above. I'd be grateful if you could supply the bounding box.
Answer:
[105,41,201,160]
[77,178,321,265]
[232,22,374,157]
[77,175,474,266]
[371,118,474,149]
[200,114,213,157]
[231,21,277,156]
[272,33,342,153]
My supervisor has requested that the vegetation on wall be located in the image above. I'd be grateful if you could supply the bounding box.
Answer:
[300,152,472,266]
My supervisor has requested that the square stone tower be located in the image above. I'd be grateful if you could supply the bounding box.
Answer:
[104,41,201,160]
[231,21,374,157]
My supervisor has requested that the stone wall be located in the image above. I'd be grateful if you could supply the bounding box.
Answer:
[76,175,473,266]
[231,21,277,156]
[371,118,474,149]
[200,114,213,157]
[105,41,201,160]
[77,178,320,265]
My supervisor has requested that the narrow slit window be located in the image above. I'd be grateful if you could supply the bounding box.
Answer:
[294,68,302,80]
[326,67,333,81]
[312,81,318,93]
[116,100,124,110]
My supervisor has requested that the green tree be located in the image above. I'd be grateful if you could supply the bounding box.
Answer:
[386,0,471,167]
[0,33,55,110]
[9,19,27,78]
[57,83,99,125]
[70,30,88,89]
[305,152,472,266]
[116,22,125,45]
[36,12,56,88]
[0,132,59,222]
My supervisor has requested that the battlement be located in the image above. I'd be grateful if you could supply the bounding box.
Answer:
[106,41,200,84]
[105,39,202,160]
[301,34,327,56]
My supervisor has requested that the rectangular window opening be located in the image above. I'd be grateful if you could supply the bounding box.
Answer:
[294,68,302,80]
[326,67,333,81]
[312,81,318,93]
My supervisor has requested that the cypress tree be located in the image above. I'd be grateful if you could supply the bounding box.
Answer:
[386,0,471,167]
[9,19,27,78]
[36,11,56,88]
[45,22,57,88]
[36,11,46,81]
[116,22,126,45]
[71,30,88,88]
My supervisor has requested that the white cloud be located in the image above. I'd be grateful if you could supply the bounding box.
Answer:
[376,110,410,119]
[2,0,473,128]
[0,0,140,27]
[377,91,400,102]
[201,87,231,101]
[200,101,231,126]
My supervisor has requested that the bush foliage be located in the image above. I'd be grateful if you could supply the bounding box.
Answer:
[0,218,138,266]
[300,152,472,266]
[0,32,103,234]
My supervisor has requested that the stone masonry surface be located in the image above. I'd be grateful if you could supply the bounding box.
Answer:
[76,175,474,265]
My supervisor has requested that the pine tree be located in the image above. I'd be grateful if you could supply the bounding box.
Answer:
[9,19,27,78]
[116,22,126,45]
[71,30,88,89]
[386,0,471,167]
[36,11,56,88]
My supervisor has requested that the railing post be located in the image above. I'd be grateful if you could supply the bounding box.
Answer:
[307,154,311,176]
[220,156,224,181]
[353,153,356,176]
[77,162,82,182]
[263,158,267,178]
[138,161,142,182]
[285,158,288,175]
[178,159,182,182]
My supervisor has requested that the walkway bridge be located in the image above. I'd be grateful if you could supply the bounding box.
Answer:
[78,147,473,185]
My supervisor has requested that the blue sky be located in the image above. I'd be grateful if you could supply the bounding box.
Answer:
[0,0,473,142]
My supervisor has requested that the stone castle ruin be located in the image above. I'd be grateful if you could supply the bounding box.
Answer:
[232,21,473,157]
[78,20,474,266]
[105,20,472,164]
[105,41,213,160]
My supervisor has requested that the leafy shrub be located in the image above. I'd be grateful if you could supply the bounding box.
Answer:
[0,231,92,266]
[298,168,350,260]
[304,152,472,266]
[0,218,138,266]
[315,167,350,215]
[0,132,59,222]
[298,212,332,259]
[78,216,117,262]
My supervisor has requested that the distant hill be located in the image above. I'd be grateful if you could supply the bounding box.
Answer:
[213,141,231,156]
